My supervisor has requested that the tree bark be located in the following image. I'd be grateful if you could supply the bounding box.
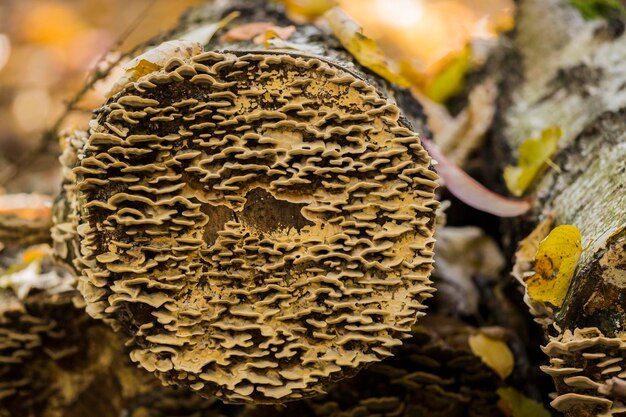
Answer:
[492,1,626,415]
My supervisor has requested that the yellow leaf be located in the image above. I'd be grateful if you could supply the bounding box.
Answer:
[497,387,551,417]
[514,215,555,265]
[524,225,582,308]
[468,332,514,379]
[504,126,562,196]
[422,46,472,103]
[324,8,410,87]
[22,245,49,265]
[2,245,49,277]
[281,0,336,23]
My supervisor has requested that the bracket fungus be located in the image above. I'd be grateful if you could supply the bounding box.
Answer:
[241,316,504,417]
[62,48,439,403]
[543,327,626,416]
[0,245,249,417]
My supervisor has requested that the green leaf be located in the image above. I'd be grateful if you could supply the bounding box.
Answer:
[423,46,471,103]
[503,126,562,196]
[497,387,552,417]
[569,0,626,20]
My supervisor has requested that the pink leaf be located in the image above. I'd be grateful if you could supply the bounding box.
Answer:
[422,138,531,217]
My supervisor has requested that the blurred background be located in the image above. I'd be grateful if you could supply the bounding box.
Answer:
[0,0,513,194]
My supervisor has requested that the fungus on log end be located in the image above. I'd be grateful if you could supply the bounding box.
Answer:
[0,248,129,417]
[67,50,438,403]
[0,245,246,417]
[0,193,52,247]
[245,316,504,417]
[543,328,626,417]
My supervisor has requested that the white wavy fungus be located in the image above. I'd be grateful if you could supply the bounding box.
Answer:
[543,327,626,416]
[68,50,439,403]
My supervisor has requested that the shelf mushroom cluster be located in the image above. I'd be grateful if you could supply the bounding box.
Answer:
[64,50,438,403]
[543,327,626,416]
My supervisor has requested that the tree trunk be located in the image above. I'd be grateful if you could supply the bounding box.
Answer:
[492,0,626,415]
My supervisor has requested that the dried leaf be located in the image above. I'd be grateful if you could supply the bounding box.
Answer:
[524,225,582,308]
[0,193,52,221]
[253,25,297,45]
[22,245,49,265]
[280,0,336,23]
[324,8,410,87]
[221,22,275,42]
[468,331,514,380]
[504,126,562,196]
[511,215,557,322]
[422,138,531,217]
[514,215,555,269]
[108,40,203,97]
[423,45,472,103]
[497,387,551,417]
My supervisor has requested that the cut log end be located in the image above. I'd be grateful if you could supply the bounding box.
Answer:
[63,50,438,403]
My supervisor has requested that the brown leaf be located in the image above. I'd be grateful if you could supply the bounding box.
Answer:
[220,22,275,42]
[253,25,297,45]
[514,215,555,270]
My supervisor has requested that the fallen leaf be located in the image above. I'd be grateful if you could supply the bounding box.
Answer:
[524,225,583,308]
[423,45,472,103]
[253,25,297,45]
[324,7,410,87]
[497,387,551,417]
[569,0,626,20]
[514,215,555,268]
[280,0,336,23]
[22,245,50,265]
[511,215,557,323]
[108,40,203,97]
[504,126,562,196]
[422,138,531,217]
[220,22,275,42]
[468,331,514,380]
